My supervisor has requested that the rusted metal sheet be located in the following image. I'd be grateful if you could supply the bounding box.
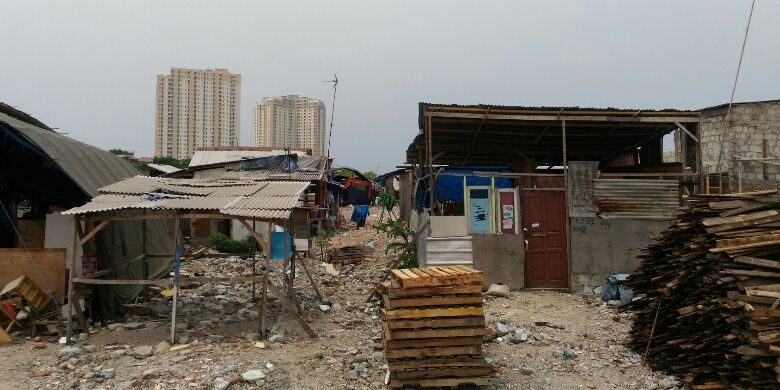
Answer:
[593,179,679,220]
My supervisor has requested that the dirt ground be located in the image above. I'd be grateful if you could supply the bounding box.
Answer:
[0,206,681,390]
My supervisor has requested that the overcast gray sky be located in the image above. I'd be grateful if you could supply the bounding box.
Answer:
[1,1,778,172]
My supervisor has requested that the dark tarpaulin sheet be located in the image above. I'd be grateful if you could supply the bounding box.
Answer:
[226,154,300,172]
[94,211,174,320]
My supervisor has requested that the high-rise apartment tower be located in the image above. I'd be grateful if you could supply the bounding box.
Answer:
[252,95,326,156]
[155,68,241,159]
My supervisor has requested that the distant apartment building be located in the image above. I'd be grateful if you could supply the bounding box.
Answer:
[252,95,326,156]
[155,68,241,159]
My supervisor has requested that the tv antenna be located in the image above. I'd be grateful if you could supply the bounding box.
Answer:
[323,74,338,158]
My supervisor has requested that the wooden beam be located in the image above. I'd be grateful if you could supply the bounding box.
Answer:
[426,111,701,123]
[463,108,489,163]
[78,220,109,246]
[675,122,699,143]
[263,276,318,338]
[81,213,283,223]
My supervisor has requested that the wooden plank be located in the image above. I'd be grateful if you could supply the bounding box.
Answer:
[386,284,482,298]
[389,326,486,340]
[387,357,489,370]
[725,269,780,278]
[384,345,482,359]
[382,307,484,320]
[395,272,485,288]
[702,210,779,227]
[393,366,493,380]
[734,256,780,270]
[387,316,485,330]
[386,295,484,309]
[0,248,66,303]
[385,336,484,350]
[389,376,489,388]
[715,233,780,249]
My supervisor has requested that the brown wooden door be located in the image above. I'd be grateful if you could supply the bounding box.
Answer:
[522,191,568,289]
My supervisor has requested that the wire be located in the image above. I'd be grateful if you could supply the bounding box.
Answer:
[714,0,757,175]
[0,200,63,314]
[326,74,338,158]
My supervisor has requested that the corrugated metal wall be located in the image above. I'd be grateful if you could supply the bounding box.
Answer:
[425,236,473,267]
[593,179,679,220]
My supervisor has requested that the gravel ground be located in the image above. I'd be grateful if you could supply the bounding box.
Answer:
[0,207,682,390]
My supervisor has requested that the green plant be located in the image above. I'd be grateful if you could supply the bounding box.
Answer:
[314,228,335,263]
[153,156,191,169]
[208,232,256,253]
[375,220,417,269]
[108,148,134,155]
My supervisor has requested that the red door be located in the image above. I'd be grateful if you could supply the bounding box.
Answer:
[522,191,568,289]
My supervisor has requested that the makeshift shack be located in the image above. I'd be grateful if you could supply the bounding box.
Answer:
[0,103,171,323]
[61,176,320,343]
[405,103,703,292]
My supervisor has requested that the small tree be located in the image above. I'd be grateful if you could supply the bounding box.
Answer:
[375,220,417,269]
[363,171,377,181]
[314,228,335,263]
[153,156,191,169]
[109,148,134,156]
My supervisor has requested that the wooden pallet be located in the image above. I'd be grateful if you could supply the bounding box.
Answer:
[327,245,375,264]
[390,266,484,288]
[379,266,490,388]
[388,376,490,388]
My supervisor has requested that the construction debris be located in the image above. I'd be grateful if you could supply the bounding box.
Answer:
[327,245,376,265]
[376,266,491,388]
[625,190,780,389]
[0,275,57,344]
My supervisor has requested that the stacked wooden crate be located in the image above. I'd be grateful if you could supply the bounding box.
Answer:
[376,265,491,388]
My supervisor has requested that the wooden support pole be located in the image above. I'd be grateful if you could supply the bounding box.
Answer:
[298,255,323,301]
[562,119,572,291]
[260,221,271,338]
[78,220,109,246]
[169,218,180,344]
[65,218,80,344]
[263,275,317,339]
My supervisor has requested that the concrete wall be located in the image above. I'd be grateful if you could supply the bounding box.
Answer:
[471,234,524,290]
[569,216,669,292]
[698,101,780,189]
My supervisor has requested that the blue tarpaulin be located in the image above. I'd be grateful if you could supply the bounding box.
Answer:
[434,166,512,202]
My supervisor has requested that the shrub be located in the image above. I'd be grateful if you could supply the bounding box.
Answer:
[208,232,256,254]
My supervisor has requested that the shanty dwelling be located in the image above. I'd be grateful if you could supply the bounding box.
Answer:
[404,103,704,293]
[0,103,173,330]
[59,176,319,343]
[164,150,330,252]
[674,99,780,193]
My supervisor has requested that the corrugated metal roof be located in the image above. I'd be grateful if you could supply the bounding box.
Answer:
[0,112,140,197]
[189,149,311,167]
[220,170,324,181]
[63,177,308,220]
[593,179,679,220]
[147,163,181,174]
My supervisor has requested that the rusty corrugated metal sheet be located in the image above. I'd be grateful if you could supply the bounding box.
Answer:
[593,179,679,220]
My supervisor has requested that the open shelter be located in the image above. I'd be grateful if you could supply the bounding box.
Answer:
[61,175,322,343]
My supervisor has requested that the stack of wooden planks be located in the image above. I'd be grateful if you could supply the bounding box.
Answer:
[624,190,780,389]
[375,265,491,388]
[327,245,376,265]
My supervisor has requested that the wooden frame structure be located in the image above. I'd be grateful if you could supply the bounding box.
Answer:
[64,210,320,344]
